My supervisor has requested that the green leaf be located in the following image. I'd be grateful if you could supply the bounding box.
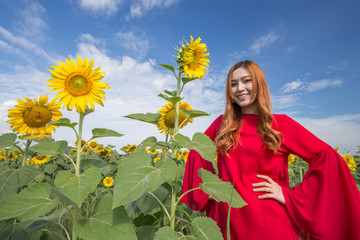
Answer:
[137,225,157,240]
[0,221,34,240]
[74,196,137,240]
[54,167,101,207]
[182,77,196,86]
[48,118,78,128]
[154,226,181,240]
[29,140,68,156]
[81,158,108,170]
[158,94,182,106]
[136,184,170,214]
[113,151,177,208]
[174,133,216,162]
[135,136,158,152]
[0,183,59,221]
[0,165,38,201]
[190,217,224,240]
[91,128,123,139]
[182,109,210,119]
[163,90,177,97]
[26,208,67,232]
[0,133,17,148]
[124,113,162,125]
[198,169,247,208]
[158,64,175,74]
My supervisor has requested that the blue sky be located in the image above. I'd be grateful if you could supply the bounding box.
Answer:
[0,0,359,154]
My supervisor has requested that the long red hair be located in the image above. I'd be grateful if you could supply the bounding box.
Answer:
[215,60,281,156]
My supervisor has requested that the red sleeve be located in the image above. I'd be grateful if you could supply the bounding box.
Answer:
[278,115,360,239]
[179,115,223,212]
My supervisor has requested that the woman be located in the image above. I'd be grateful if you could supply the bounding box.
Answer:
[180,60,360,239]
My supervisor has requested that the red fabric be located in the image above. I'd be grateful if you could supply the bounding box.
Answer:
[180,114,360,240]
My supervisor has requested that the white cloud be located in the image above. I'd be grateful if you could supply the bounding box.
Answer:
[272,94,299,110]
[79,33,105,46]
[78,0,124,16]
[0,101,17,135]
[115,30,150,58]
[306,79,342,92]
[16,1,48,39]
[0,26,56,63]
[128,0,180,19]
[293,114,360,154]
[250,32,279,54]
[280,79,304,93]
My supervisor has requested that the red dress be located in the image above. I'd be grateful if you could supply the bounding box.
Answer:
[180,114,360,240]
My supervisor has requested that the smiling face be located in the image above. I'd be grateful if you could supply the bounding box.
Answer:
[230,67,258,114]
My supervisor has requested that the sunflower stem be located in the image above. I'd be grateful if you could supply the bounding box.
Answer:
[21,140,31,166]
[170,185,177,230]
[173,71,182,138]
[75,113,85,176]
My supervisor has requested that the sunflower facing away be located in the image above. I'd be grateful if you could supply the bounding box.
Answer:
[176,36,210,79]
[47,56,110,113]
[7,95,62,137]
[158,101,194,135]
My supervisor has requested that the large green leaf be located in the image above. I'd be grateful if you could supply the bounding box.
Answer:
[113,151,177,208]
[198,169,247,208]
[182,109,210,119]
[135,136,158,152]
[54,167,101,207]
[154,226,182,240]
[29,140,68,156]
[190,217,224,240]
[0,183,59,221]
[137,225,157,240]
[74,196,137,240]
[124,113,162,125]
[48,118,78,128]
[174,133,216,162]
[91,128,123,139]
[0,133,17,148]
[0,221,34,240]
[136,184,170,214]
[0,165,38,201]
[26,208,67,232]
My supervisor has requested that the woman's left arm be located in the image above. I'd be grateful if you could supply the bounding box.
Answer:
[272,115,360,239]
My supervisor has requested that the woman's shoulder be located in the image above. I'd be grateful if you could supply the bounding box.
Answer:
[272,114,295,130]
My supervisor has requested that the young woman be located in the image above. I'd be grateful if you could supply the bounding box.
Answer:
[181,60,360,239]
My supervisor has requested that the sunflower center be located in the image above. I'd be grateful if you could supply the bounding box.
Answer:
[36,156,46,160]
[23,106,53,128]
[66,74,92,96]
[164,109,187,128]
[183,49,198,68]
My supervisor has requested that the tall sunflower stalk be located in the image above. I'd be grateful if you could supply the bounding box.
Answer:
[158,36,210,229]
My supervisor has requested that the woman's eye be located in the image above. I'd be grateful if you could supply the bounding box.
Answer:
[244,79,252,83]
[231,83,237,87]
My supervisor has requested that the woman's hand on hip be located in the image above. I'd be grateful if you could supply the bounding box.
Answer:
[253,174,286,205]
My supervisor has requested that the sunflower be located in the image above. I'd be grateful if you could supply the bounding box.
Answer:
[176,36,210,79]
[149,149,158,155]
[288,154,296,164]
[30,155,51,165]
[0,149,5,161]
[103,177,114,187]
[96,148,111,157]
[182,150,189,163]
[157,101,194,134]
[47,56,110,113]
[88,141,100,151]
[7,95,62,137]
[125,145,137,153]
[153,157,161,164]
[342,153,356,171]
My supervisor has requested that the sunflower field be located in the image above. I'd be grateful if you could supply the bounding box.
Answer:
[0,36,359,240]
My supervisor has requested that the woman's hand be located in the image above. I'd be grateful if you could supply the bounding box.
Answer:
[253,174,285,205]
